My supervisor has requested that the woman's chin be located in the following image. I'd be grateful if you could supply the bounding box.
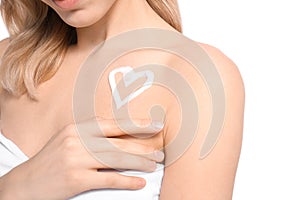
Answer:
[59,13,102,28]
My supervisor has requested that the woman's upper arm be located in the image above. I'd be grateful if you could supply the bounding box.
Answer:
[160,43,245,200]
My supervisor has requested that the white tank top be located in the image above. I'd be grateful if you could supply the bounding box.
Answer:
[0,131,164,200]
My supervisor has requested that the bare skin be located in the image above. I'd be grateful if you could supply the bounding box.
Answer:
[0,0,245,199]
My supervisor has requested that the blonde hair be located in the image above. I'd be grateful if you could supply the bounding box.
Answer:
[0,0,182,98]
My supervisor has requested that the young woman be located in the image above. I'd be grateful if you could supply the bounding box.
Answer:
[0,0,245,199]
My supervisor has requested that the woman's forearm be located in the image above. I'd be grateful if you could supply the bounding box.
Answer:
[0,168,26,200]
[0,175,4,198]
[0,172,18,200]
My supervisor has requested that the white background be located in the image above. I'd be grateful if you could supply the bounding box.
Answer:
[1,0,300,199]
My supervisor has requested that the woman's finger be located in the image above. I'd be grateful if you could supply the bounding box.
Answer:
[75,118,164,138]
[82,171,146,191]
[92,151,159,172]
[79,149,160,172]
[84,137,164,162]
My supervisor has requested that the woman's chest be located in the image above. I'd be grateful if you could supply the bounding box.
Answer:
[0,89,164,158]
[0,51,168,157]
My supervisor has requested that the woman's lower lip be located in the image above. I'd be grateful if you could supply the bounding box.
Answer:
[53,0,80,10]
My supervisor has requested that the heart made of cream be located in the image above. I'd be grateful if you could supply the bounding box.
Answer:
[108,66,154,109]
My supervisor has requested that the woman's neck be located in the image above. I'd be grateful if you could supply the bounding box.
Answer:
[75,0,175,51]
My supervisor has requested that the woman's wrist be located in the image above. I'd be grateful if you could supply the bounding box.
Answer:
[0,169,27,200]
[0,173,14,199]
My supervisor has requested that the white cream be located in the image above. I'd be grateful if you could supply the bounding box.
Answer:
[109,66,154,109]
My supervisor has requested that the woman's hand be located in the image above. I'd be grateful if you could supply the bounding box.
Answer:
[0,118,164,200]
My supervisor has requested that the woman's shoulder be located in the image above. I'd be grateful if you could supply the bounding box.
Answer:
[188,42,245,100]
[168,41,245,97]
[0,38,10,58]
[197,42,244,87]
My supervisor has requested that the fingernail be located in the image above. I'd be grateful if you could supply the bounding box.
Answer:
[138,179,146,187]
[149,161,157,171]
[151,121,164,130]
[154,150,165,161]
